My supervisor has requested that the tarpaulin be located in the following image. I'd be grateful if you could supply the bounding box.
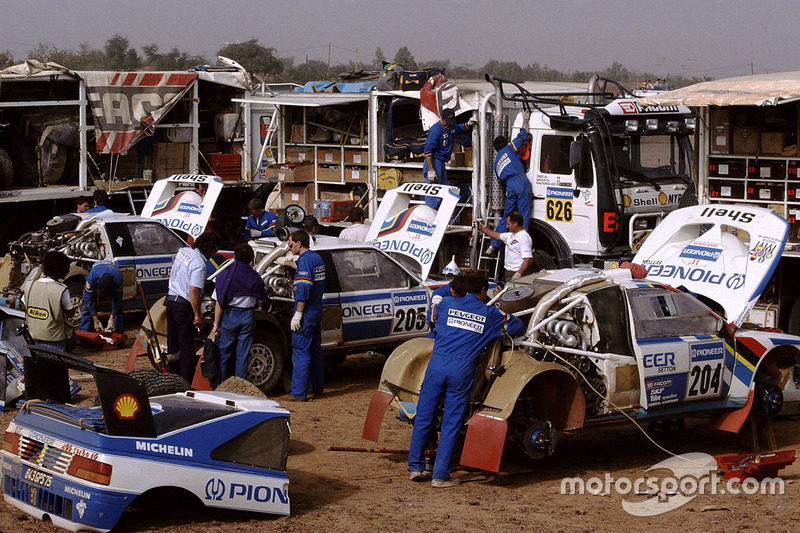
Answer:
[639,72,800,107]
[83,71,197,154]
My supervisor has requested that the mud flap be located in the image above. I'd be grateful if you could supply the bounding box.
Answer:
[191,356,213,391]
[362,389,394,441]
[459,413,508,473]
[126,333,148,371]
[708,391,754,433]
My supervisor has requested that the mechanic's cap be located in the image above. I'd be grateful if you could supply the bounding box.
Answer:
[96,273,115,300]
[441,108,456,124]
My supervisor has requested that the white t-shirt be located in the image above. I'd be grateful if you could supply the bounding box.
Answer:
[501,230,533,271]
[168,247,206,300]
[339,223,370,242]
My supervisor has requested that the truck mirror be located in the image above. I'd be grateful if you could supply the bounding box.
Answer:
[569,141,581,170]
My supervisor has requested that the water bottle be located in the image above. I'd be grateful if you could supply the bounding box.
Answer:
[322,199,332,220]
[313,201,322,220]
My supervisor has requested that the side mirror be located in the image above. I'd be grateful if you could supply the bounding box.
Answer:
[569,141,582,170]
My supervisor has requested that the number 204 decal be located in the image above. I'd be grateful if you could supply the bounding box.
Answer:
[686,362,722,398]
[546,199,573,222]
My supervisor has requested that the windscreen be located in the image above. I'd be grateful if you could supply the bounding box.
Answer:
[610,134,692,185]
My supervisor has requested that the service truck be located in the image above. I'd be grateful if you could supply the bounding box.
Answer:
[641,71,800,334]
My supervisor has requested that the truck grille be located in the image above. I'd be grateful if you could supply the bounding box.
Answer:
[3,474,73,521]
[18,436,74,474]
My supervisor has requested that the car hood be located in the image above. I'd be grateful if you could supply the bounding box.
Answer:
[633,204,788,327]
[141,174,224,241]
[366,182,460,281]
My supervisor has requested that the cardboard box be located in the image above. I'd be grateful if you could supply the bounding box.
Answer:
[402,168,425,183]
[320,190,357,201]
[761,132,786,155]
[285,147,315,163]
[344,149,367,165]
[449,151,466,167]
[153,142,189,179]
[283,183,314,211]
[344,167,368,183]
[317,148,342,164]
[316,166,342,183]
[710,108,731,154]
[464,147,473,167]
[265,163,314,183]
[733,127,759,155]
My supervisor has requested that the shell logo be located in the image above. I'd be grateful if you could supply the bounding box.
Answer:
[623,195,631,208]
[114,394,140,419]
[658,191,668,205]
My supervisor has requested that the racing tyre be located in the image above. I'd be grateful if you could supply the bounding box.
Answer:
[215,376,268,398]
[66,281,85,329]
[0,147,13,186]
[246,330,285,395]
[127,369,190,396]
[531,249,558,272]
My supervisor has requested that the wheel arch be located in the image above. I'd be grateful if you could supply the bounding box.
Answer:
[530,218,574,268]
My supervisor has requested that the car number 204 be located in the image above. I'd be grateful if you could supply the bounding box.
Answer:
[393,306,427,333]
[687,362,723,398]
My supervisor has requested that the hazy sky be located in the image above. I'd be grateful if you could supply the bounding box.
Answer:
[2,0,798,79]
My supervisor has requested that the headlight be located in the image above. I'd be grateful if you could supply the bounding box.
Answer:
[625,120,638,132]
[646,119,659,131]
[666,121,680,133]
[685,118,696,131]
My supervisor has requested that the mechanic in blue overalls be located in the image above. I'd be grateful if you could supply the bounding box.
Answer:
[426,258,461,339]
[283,229,326,401]
[486,109,532,257]
[245,197,277,241]
[78,261,124,333]
[409,273,525,487]
[423,108,474,209]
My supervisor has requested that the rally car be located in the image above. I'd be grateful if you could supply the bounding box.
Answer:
[363,204,800,473]
[1,346,290,532]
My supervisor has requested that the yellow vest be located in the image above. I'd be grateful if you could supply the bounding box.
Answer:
[26,278,71,342]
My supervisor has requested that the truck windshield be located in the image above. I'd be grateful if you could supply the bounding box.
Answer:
[610,134,692,185]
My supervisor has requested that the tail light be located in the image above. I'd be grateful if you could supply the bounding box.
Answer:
[67,455,113,485]
[2,431,20,455]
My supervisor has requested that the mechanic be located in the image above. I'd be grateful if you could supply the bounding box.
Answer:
[282,229,325,401]
[409,273,525,487]
[477,211,534,281]
[78,261,124,333]
[24,251,77,351]
[245,198,278,241]
[165,232,222,383]
[212,243,270,381]
[338,206,370,242]
[423,108,475,209]
[74,196,91,214]
[86,190,112,214]
[485,109,532,257]
[304,215,320,237]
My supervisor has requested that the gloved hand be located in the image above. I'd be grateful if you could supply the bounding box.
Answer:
[523,109,531,121]
[467,117,477,127]
[511,272,522,281]
[107,315,116,333]
[92,316,103,332]
[428,168,438,183]
[249,228,262,239]
[291,311,303,332]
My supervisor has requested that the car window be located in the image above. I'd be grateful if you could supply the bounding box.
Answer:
[103,223,135,257]
[332,249,412,292]
[629,287,720,338]
[129,223,185,256]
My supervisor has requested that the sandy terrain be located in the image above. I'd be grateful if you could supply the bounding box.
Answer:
[2,316,799,533]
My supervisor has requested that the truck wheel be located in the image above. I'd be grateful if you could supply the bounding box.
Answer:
[127,369,190,396]
[0,147,13,186]
[66,281,84,329]
[246,331,285,395]
[215,376,268,398]
[531,249,558,272]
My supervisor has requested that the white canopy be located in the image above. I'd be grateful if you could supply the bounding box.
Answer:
[640,72,800,107]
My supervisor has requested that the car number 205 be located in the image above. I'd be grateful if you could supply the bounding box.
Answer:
[393,306,427,333]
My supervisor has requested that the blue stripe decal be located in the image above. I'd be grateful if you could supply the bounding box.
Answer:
[343,319,392,341]
[636,336,683,345]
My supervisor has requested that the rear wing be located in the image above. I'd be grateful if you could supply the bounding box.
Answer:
[24,346,156,438]
[140,174,224,240]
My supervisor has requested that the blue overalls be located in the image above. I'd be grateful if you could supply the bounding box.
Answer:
[408,293,525,481]
[426,283,452,339]
[491,128,533,248]
[78,261,124,333]
[245,210,277,240]
[290,249,326,399]
[424,121,470,209]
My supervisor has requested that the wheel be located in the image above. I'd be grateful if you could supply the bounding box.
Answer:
[66,281,84,329]
[531,249,558,272]
[246,330,285,395]
[0,147,14,186]
[127,369,190,396]
[215,376,268,398]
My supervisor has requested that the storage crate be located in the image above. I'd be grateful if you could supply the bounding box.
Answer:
[329,199,358,222]
[265,163,314,183]
[748,159,786,180]
[708,157,747,178]
[708,179,745,200]
[201,153,241,181]
[746,181,784,201]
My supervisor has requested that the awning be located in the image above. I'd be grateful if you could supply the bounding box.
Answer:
[640,72,800,107]
[234,93,370,107]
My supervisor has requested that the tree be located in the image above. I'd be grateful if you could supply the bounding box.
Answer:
[393,46,417,70]
[0,49,14,69]
[373,47,386,68]
[217,39,283,77]
[104,34,140,70]
[483,60,524,82]
[143,44,206,70]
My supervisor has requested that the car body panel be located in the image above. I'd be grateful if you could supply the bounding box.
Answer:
[140,174,224,241]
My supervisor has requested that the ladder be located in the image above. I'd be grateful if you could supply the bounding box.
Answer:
[126,187,149,216]
[476,214,504,281]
